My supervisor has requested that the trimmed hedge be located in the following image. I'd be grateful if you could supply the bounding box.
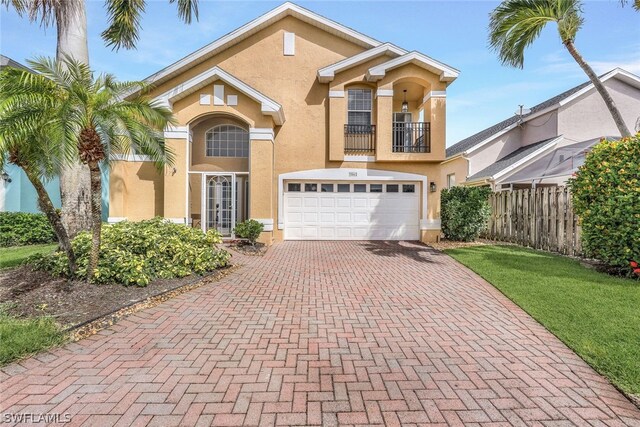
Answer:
[0,212,56,247]
[569,135,640,277]
[30,218,230,286]
[441,186,492,242]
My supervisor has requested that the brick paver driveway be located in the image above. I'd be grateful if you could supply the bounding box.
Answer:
[1,241,639,426]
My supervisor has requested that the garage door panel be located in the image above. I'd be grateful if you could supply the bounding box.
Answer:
[337,197,351,207]
[284,182,420,241]
[336,212,351,222]
[320,212,335,223]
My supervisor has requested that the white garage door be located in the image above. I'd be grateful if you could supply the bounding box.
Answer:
[284,182,420,240]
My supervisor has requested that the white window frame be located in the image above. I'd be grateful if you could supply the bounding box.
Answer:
[205,124,249,158]
[346,88,373,126]
[447,173,456,189]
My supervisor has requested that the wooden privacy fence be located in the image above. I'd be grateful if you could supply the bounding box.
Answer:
[484,186,582,256]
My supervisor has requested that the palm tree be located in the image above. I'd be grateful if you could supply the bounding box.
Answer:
[0,66,77,273]
[5,57,176,280]
[1,0,199,237]
[489,0,632,137]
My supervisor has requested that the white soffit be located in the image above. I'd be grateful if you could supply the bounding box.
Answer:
[366,51,460,83]
[317,42,406,83]
[141,2,381,88]
[154,66,285,125]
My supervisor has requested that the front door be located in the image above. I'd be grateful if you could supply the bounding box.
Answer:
[204,174,249,237]
[206,175,233,236]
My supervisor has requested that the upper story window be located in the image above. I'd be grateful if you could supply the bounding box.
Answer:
[347,89,372,125]
[206,125,249,157]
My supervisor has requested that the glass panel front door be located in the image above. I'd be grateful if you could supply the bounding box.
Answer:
[207,175,233,236]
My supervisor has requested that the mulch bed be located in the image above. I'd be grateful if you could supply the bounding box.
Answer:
[0,264,238,330]
[224,241,268,256]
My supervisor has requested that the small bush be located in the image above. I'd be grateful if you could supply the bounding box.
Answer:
[441,186,492,242]
[233,219,264,245]
[0,212,56,247]
[569,135,640,277]
[30,218,230,286]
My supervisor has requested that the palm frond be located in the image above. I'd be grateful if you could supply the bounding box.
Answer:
[170,0,199,24]
[101,0,145,50]
[488,0,583,68]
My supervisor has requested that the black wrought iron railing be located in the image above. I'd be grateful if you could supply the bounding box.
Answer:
[344,124,376,152]
[392,122,430,153]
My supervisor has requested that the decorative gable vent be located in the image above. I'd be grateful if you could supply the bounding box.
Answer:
[284,32,295,56]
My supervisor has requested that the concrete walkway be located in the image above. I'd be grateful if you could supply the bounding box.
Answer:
[1,241,638,426]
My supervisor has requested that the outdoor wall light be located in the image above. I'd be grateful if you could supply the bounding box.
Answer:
[1,171,11,183]
[401,89,409,113]
[429,181,437,192]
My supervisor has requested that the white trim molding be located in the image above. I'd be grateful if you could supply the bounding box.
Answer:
[343,155,375,162]
[165,217,187,224]
[318,43,406,83]
[420,219,441,230]
[493,137,561,181]
[422,91,446,104]
[366,51,460,83]
[107,217,127,223]
[277,168,428,230]
[328,90,345,98]
[164,125,190,140]
[110,154,153,162]
[134,2,380,92]
[375,89,394,98]
[253,218,274,232]
[154,66,285,125]
[249,128,275,142]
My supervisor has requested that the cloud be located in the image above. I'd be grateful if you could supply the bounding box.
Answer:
[536,46,640,77]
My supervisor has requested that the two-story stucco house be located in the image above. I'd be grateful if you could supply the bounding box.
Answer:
[442,68,640,191]
[108,2,459,244]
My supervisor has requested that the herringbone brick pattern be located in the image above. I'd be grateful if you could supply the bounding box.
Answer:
[1,241,638,426]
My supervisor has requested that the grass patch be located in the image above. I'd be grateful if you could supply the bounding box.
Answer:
[0,313,65,365]
[445,245,640,396]
[0,244,57,270]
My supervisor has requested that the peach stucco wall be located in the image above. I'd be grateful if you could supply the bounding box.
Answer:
[109,14,455,243]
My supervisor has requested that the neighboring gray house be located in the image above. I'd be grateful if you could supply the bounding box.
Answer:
[442,68,640,190]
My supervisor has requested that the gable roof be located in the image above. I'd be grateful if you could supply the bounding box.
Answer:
[317,43,406,83]
[503,137,610,184]
[0,55,32,72]
[154,66,285,125]
[366,51,460,83]
[142,2,381,88]
[446,68,640,158]
[467,137,560,182]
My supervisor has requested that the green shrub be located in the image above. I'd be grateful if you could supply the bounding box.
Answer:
[441,186,492,242]
[233,219,264,245]
[30,218,230,286]
[0,212,56,247]
[569,135,640,277]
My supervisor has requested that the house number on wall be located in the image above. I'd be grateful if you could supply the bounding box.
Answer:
[348,172,358,177]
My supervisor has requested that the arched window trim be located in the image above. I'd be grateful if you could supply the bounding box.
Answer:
[205,124,250,158]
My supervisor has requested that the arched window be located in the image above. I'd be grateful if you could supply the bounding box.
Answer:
[205,125,249,157]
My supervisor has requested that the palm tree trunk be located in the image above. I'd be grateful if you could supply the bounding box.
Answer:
[56,0,92,237]
[22,167,77,274]
[564,41,632,138]
[85,161,103,280]
[86,161,103,280]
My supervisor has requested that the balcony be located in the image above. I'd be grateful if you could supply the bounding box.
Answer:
[344,124,376,153]
[392,122,430,153]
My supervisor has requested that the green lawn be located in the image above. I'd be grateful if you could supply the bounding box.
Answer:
[445,245,640,396]
[0,314,65,365]
[0,244,57,269]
